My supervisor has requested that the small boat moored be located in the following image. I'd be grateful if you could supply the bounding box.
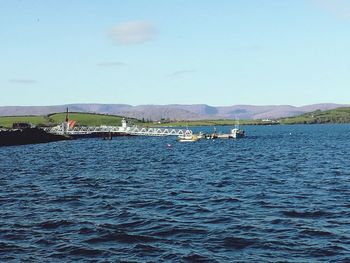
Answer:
[229,120,245,139]
[178,134,199,142]
[230,127,245,139]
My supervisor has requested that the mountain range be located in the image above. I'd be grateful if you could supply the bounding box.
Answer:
[0,103,348,120]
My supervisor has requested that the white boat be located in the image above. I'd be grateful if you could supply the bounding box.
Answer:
[230,121,245,139]
[230,128,245,138]
[197,132,205,139]
[178,134,199,142]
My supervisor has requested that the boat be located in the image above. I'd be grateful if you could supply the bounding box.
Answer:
[197,132,205,139]
[229,121,245,139]
[230,120,245,139]
[178,134,199,142]
[230,128,245,138]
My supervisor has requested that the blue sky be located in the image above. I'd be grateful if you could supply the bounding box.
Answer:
[1,0,349,106]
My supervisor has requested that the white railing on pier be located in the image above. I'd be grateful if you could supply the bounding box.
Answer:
[128,127,192,137]
[44,125,192,137]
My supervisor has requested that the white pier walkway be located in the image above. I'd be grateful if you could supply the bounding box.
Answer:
[44,119,192,137]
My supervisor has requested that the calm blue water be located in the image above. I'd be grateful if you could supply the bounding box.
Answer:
[1,124,350,262]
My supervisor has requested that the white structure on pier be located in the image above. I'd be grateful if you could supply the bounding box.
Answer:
[44,118,192,137]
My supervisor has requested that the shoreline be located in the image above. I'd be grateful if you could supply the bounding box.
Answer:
[0,128,71,147]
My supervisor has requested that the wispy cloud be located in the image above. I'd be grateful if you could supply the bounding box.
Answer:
[110,21,157,45]
[167,70,196,77]
[9,79,37,84]
[312,0,350,19]
[97,61,127,67]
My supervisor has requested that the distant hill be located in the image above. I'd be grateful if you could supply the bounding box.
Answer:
[279,107,350,124]
[0,103,348,120]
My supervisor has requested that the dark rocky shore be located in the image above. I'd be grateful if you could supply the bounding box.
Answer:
[0,128,70,147]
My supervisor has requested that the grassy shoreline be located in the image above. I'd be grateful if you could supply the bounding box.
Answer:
[148,119,278,127]
[0,112,139,128]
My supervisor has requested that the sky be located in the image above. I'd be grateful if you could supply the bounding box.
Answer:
[1,0,349,106]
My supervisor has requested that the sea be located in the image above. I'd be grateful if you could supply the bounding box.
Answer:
[1,124,350,262]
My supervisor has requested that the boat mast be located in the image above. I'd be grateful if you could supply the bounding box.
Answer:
[65,107,69,122]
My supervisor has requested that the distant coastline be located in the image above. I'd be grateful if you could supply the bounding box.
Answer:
[1,107,350,130]
[0,103,348,121]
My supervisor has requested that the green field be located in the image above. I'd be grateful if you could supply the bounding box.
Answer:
[150,119,275,127]
[0,116,50,128]
[48,112,128,126]
[0,112,140,128]
[148,107,350,126]
[279,107,350,124]
[0,113,269,128]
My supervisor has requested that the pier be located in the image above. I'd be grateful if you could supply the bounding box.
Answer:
[44,118,193,137]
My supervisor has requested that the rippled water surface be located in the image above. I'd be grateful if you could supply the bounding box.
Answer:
[1,124,350,262]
